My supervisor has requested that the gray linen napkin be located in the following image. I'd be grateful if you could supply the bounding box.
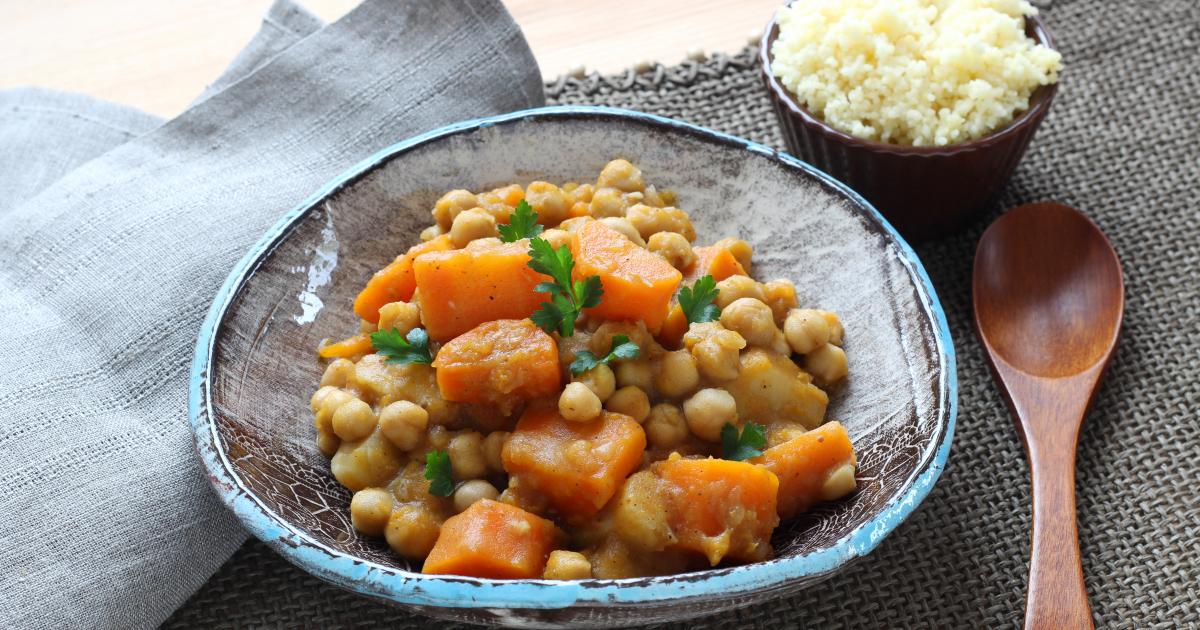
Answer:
[0,1,543,628]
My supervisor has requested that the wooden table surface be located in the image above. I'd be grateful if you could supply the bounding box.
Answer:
[0,0,781,117]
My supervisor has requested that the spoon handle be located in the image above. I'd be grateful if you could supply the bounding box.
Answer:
[1026,442,1094,629]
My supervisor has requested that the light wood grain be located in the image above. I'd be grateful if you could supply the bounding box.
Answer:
[0,0,780,118]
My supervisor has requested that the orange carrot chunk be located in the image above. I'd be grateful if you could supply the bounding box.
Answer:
[503,406,646,521]
[413,240,549,341]
[753,421,857,519]
[571,221,682,333]
[656,457,779,565]
[353,235,454,324]
[422,500,560,579]
[433,319,561,408]
[681,246,746,285]
[318,333,374,359]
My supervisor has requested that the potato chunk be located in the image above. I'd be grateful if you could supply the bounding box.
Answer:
[723,348,828,429]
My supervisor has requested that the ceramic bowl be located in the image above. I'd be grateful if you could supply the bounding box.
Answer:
[760,12,1059,241]
[190,106,957,627]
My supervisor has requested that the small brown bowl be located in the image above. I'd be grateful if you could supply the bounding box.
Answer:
[760,12,1058,241]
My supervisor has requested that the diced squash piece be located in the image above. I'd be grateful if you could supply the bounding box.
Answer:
[655,456,779,565]
[724,348,829,429]
[681,246,746,285]
[571,221,682,332]
[413,240,549,341]
[433,320,561,409]
[354,235,453,323]
[318,333,373,359]
[753,421,857,519]
[423,500,560,579]
[657,304,688,350]
[503,406,646,521]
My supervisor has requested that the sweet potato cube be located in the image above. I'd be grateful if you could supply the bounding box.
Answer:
[753,421,856,519]
[318,333,374,360]
[503,406,646,521]
[681,246,746,285]
[432,319,561,409]
[354,235,453,323]
[571,221,681,333]
[413,240,549,341]
[422,500,560,579]
[656,457,779,565]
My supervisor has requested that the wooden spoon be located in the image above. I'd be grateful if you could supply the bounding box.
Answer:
[972,202,1123,630]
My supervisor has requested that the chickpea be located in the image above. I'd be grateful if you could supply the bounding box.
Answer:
[599,217,647,247]
[713,237,753,273]
[310,385,340,413]
[350,488,393,536]
[450,208,498,247]
[805,343,849,385]
[682,388,738,442]
[819,462,857,501]
[654,350,700,398]
[419,225,444,242]
[544,550,593,579]
[314,388,354,434]
[614,361,655,393]
[647,232,696,269]
[589,187,629,218]
[821,310,845,346]
[567,183,595,205]
[714,276,765,309]
[625,204,695,241]
[432,189,477,230]
[784,308,831,355]
[320,358,355,388]
[385,504,441,559]
[379,400,428,450]
[591,321,654,356]
[452,480,500,513]
[359,318,377,334]
[448,431,487,480]
[769,328,792,356]
[762,279,799,324]
[330,429,403,491]
[540,228,572,249]
[606,386,650,422]
[641,185,665,207]
[482,430,509,473]
[316,431,340,457]
[720,297,778,347]
[575,363,616,402]
[377,301,420,335]
[524,181,569,225]
[559,382,602,422]
[644,403,689,449]
[684,323,746,382]
[597,159,645,193]
[332,397,377,441]
[478,184,524,222]
[558,216,594,233]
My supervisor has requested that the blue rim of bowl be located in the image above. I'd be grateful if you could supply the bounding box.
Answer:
[189,105,958,610]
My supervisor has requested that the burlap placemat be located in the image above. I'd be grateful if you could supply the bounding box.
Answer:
[166,1,1199,627]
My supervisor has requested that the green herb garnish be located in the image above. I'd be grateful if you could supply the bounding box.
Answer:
[527,237,603,337]
[679,274,720,324]
[498,199,544,242]
[720,422,766,461]
[424,450,454,497]
[370,327,433,365]
[569,334,640,375]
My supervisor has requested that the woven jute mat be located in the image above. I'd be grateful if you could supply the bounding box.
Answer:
[166,1,1199,627]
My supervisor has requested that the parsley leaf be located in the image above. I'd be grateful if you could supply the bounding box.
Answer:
[527,237,604,337]
[424,450,454,497]
[569,334,641,375]
[678,275,721,324]
[497,199,544,242]
[370,327,433,365]
[720,422,767,461]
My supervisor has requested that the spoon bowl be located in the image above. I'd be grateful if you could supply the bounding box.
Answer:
[974,202,1123,630]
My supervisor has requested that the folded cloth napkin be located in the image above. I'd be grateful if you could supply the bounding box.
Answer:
[0,1,543,628]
